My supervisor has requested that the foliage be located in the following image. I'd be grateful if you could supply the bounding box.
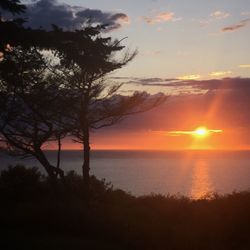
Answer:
[0,165,42,187]
[0,164,42,201]
[0,47,68,178]
[0,165,250,250]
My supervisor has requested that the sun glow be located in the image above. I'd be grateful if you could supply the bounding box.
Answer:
[168,127,223,137]
[194,127,209,137]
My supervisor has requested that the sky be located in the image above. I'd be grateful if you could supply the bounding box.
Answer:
[68,0,250,80]
[20,0,250,150]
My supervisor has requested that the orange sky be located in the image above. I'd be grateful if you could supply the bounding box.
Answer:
[58,128,250,151]
[48,77,250,151]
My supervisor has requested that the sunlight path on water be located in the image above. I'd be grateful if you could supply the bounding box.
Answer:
[190,159,213,199]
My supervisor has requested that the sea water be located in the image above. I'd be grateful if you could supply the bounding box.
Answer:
[1,150,250,198]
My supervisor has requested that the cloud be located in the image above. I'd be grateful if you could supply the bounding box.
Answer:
[210,11,230,19]
[241,11,250,16]
[140,50,162,56]
[128,77,250,92]
[125,78,178,87]
[167,77,250,91]
[222,18,250,32]
[168,129,222,136]
[111,76,176,83]
[20,0,129,31]
[178,74,201,80]
[209,71,232,77]
[135,77,176,84]
[111,77,250,98]
[198,10,230,28]
[99,78,250,134]
[142,11,176,24]
[239,64,250,68]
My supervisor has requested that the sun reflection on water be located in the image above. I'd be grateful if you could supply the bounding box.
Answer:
[190,159,213,199]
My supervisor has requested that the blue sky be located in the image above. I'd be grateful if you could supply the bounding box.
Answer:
[61,0,250,79]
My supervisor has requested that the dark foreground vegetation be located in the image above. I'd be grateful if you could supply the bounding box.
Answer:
[1,165,250,250]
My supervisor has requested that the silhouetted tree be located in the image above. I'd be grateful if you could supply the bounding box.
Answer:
[0,47,68,180]
[0,14,165,187]
[51,25,166,190]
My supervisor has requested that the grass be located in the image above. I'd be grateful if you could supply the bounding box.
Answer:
[1,165,250,250]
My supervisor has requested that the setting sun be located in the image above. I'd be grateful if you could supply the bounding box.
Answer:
[168,127,222,138]
[194,127,209,137]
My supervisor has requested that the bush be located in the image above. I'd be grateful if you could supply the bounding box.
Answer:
[0,165,43,201]
[1,165,250,250]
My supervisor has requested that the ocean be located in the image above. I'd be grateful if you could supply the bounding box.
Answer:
[1,150,250,198]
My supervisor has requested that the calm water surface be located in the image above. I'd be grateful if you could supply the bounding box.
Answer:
[1,150,250,198]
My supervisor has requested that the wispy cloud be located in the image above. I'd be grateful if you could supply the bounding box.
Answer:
[142,11,179,24]
[209,71,232,77]
[167,78,250,91]
[178,74,201,80]
[222,18,250,32]
[241,11,250,16]
[210,10,230,19]
[239,64,250,68]
[168,129,222,136]
[140,50,162,56]
[198,10,230,28]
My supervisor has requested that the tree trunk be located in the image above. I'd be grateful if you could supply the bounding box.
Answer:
[36,149,64,181]
[82,124,90,192]
[56,136,62,174]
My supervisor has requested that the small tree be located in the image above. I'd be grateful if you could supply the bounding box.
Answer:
[0,47,68,180]
[52,25,165,189]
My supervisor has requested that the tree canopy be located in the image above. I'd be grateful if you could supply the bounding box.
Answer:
[0,5,165,188]
[0,47,68,179]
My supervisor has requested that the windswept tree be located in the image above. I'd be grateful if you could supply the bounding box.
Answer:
[0,7,165,187]
[0,47,68,180]
[51,25,166,189]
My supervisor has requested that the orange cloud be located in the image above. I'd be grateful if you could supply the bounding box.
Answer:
[115,13,130,25]
[142,11,175,24]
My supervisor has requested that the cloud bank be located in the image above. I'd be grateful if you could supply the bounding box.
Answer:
[21,0,129,31]
[102,77,250,133]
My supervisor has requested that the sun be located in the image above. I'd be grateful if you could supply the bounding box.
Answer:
[193,127,209,137]
[168,127,222,138]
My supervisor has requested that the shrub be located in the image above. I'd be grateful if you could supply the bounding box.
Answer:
[0,165,43,201]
